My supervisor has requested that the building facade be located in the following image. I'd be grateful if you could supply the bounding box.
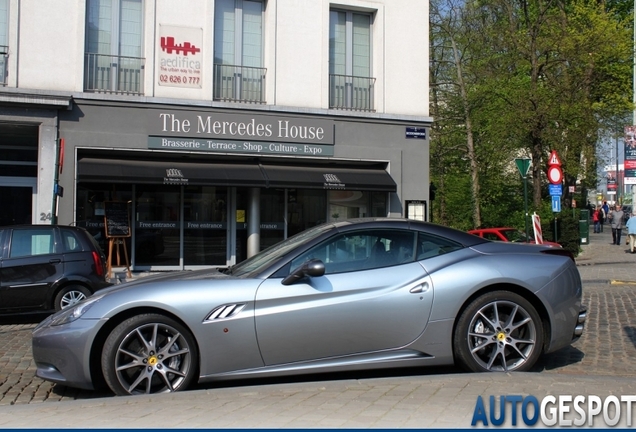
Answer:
[0,0,431,271]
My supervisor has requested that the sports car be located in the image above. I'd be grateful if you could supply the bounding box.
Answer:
[32,218,586,396]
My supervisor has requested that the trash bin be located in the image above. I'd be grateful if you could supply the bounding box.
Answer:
[579,209,589,245]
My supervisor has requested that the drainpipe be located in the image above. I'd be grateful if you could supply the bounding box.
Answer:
[51,137,62,225]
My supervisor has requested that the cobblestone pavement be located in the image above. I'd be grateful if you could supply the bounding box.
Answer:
[0,226,634,427]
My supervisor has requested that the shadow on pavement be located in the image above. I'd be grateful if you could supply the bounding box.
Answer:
[0,312,51,325]
[530,346,585,372]
[625,326,636,350]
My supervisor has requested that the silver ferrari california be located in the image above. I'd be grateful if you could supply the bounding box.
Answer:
[32,218,586,396]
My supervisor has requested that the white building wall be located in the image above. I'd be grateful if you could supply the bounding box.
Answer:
[8,0,428,117]
[14,0,85,92]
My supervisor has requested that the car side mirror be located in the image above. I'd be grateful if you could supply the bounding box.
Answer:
[281,259,325,285]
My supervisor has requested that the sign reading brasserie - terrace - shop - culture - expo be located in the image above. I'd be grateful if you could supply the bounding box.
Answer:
[148,111,335,157]
[158,25,203,89]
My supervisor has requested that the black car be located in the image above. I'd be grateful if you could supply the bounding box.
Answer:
[0,225,111,314]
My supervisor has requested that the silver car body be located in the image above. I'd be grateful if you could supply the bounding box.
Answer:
[32,218,584,392]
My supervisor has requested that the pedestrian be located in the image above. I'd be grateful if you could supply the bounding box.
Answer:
[627,210,636,253]
[610,205,625,246]
[602,201,610,230]
[592,206,600,233]
[598,204,605,232]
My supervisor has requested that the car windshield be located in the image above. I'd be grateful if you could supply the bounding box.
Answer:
[229,222,336,277]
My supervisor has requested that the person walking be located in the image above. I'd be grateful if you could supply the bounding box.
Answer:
[602,201,609,231]
[626,210,636,253]
[592,206,600,233]
[598,204,605,232]
[610,204,625,246]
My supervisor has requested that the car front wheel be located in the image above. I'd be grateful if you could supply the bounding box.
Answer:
[101,314,198,396]
[453,291,543,372]
[54,285,91,311]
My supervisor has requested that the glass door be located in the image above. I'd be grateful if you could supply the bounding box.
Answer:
[184,185,228,267]
[134,185,180,268]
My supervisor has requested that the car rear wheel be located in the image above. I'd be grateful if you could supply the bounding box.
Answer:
[453,291,543,372]
[101,313,198,396]
[54,285,91,311]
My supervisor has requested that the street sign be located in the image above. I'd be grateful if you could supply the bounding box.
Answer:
[548,150,562,166]
[515,158,531,178]
[549,184,562,196]
[551,195,561,212]
[548,165,563,184]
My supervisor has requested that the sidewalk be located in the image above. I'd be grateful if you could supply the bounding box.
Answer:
[576,222,636,284]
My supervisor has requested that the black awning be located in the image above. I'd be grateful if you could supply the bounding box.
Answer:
[261,164,397,192]
[77,158,266,187]
[77,157,397,192]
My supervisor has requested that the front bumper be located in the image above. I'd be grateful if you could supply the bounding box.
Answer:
[32,315,105,390]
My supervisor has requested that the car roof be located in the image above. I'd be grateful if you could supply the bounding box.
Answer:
[332,218,488,247]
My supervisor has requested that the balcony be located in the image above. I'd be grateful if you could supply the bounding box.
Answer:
[0,45,7,86]
[213,64,266,104]
[329,74,375,112]
[84,53,144,95]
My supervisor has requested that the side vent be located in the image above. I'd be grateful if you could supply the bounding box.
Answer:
[204,304,246,322]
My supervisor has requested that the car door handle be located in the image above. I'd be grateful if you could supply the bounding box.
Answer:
[410,282,430,294]
[49,259,61,264]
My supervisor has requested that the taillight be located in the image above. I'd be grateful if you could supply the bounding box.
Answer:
[541,248,575,262]
[92,250,105,277]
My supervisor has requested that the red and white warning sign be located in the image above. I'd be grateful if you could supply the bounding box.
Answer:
[548,150,561,166]
[532,213,543,244]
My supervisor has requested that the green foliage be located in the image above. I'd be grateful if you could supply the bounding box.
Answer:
[541,207,583,257]
[429,0,633,236]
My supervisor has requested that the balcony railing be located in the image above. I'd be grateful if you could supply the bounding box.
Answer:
[84,53,145,95]
[213,64,266,103]
[0,46,8,86]
[329,74,375,112]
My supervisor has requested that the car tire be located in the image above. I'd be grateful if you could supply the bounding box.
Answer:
[101,313,198,396]
[54,285,92,311]
[453,290,543,372]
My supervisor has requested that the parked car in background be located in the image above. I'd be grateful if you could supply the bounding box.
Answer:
[0,225,111,314]
[468,227,562,247]
[33,218,584,396]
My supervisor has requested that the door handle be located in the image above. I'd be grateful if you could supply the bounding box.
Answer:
[49,259,61,264]
[410,282,430,294]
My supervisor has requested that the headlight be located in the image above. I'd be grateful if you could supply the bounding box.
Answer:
[49,295,103,326]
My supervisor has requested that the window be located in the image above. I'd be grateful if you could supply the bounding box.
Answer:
[291,229,416,275]
[9,229,55,258]
[416,232,462,260]
[61,229,83,252]
[329,10,374,111]
[0,0,8,85]
[214,0,266,102]
[85,0,144,94]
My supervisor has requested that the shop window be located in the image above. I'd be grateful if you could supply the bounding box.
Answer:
[75,183,132,258]
[328,191,387,222]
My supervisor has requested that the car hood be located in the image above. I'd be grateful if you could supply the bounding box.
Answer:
[98,268,233,295]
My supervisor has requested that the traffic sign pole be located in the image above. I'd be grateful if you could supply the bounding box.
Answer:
[548,150,562,243]
[515,158,532,242]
